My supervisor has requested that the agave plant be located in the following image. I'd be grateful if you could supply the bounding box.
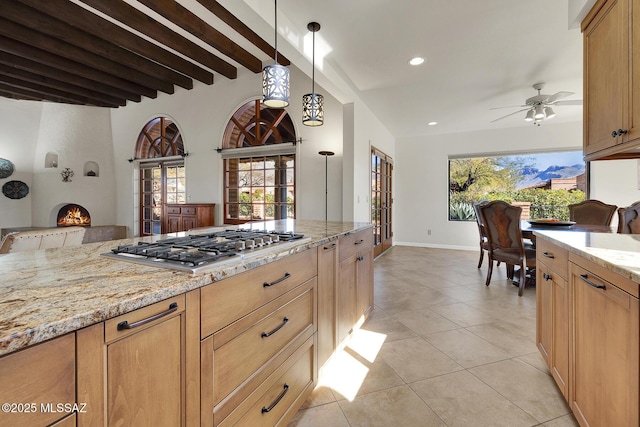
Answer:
[450,202,475,220]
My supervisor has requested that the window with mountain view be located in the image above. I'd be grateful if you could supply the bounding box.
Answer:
[448,150,586,221]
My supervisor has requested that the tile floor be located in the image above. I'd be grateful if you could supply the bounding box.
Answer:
[288,246,579,427]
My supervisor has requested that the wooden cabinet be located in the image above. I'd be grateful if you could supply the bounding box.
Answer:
[535,239,570,399]
[78,295,189,427]
[337,229,374,344]
[200,250,317,427]
[317,241,338,370]
[569,256,639,427]
[582,0,640,160]
[0,333,75,427]
[165,203,215,233]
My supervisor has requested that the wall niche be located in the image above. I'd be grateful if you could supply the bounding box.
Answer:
[45,152,58,168]
[83,161,99,177]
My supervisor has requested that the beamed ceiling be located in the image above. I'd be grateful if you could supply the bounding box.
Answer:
[0,0,289,108]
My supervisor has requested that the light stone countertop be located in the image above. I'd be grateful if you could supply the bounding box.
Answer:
[0,219,372,357]
[534,230,640,285]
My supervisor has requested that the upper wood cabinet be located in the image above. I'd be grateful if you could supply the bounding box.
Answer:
[583,0,640,160]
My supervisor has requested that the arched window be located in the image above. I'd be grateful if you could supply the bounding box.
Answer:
[136,117,186,236]
[222,100,297,224]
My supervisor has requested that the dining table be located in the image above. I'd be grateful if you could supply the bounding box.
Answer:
[521,220,614,243]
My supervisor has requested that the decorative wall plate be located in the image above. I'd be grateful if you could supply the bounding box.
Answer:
[2,180,29,199]
[0,158,14,179]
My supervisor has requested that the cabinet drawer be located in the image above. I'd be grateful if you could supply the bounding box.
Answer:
[182,207,196,215]
[212,280,315,405]
[105,295,185,343]
[216,336,314,427]
[201,249,317,337]
[536,239,568,279]
[339,228,373,262]
[166,206,181,214]
[0,333,75,427]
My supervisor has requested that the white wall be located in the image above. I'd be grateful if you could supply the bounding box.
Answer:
[110,65,347,234]
[590,159,640,210]
[0,99,41,228]
[394,121,586,250]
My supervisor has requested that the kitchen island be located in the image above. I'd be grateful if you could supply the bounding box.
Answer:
[534,230,639,427]
[0,219,374,427]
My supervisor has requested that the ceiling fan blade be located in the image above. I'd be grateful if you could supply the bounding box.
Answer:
[489,105,528,110]
[491,108,531,123]
[545,91,574,103]
[552,99,583,106]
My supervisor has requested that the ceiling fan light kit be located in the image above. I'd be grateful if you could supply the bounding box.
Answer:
[491,82,582,126]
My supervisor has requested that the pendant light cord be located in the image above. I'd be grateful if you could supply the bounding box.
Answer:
[311,29,315,94]
[274,0,278,64]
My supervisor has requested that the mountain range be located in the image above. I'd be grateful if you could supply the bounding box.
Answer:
[517,164,585,190]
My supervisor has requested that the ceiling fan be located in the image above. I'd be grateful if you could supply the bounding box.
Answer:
[491,83,583,125]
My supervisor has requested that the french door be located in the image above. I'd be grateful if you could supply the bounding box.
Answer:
[139,161,185,236]
[371,147,393,257]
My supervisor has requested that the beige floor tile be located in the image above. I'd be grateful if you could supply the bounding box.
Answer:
[469,359,571,422]
[424,328,512,368]
[379,336,463,382]
[360,315,417,342]
[394,308,461,336]
[466,322,538,357]
[411,370,538,427]
[340,348,405,398]
[516,352,551,375]
[376,287,459,315]
[542,413,580,427]
[428,302,500,327]
[338,385,446,427]
[287,402,350,427]
[298,384,337,410]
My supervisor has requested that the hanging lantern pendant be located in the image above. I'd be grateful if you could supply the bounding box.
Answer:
[303,21,324,126]
[263,0,290,108]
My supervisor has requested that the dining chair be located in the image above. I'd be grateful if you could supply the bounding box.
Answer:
[478,200,536,296]
[617,201,640,234]
[472,200,490,268]
[568,199,617,226]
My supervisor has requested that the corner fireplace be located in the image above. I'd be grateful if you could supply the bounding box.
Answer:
[57,204,91,227]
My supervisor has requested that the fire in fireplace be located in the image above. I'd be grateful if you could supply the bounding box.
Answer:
[57,204,91,227]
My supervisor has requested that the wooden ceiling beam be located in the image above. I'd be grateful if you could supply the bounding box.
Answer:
[0,82,86,106]
[78,0,238,79]
[196,0,291,66]
[138,0,262,73]
[0,36,155,100]
[0,73,117,107]
[0,52,141,103]
[3,1,192,91]
[0,18,175,95]
[0,64,126,107]
[0,89,41,102]
[15,0,214,86]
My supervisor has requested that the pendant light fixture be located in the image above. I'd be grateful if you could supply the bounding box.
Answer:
[262,0,289,108]
[302,22,324,126]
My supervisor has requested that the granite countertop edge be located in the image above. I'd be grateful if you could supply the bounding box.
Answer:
[0,220,372,356]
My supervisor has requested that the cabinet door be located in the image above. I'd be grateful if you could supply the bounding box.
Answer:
[584,0,629,155]
[536,263,553,366]
[167,214,181,233]
[550,270,569,399]
[182,215,198,231]
[337,255,357,344]
[317,242,337,369]
[106,302,185,427]
[570,263,639,427]
[356,248,373,320]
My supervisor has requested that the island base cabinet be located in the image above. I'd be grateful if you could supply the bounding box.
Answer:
[569,261,639,427]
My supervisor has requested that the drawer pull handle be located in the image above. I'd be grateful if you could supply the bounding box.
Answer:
[263,272,291,287]
[261,383,289,413]
[261,317,289,338]
[117,302,178,331]
[355,239,365,245]
[580,274,606,290]
[323,243,337,250]
[357,255,364,261]
[543,272,552,281]
[542,252,554,259]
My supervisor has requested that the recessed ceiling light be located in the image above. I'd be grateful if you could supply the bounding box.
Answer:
[409,57,425,66]
[428,121,438,126]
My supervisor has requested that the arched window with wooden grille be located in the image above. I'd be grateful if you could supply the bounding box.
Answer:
[221,100,297,224]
